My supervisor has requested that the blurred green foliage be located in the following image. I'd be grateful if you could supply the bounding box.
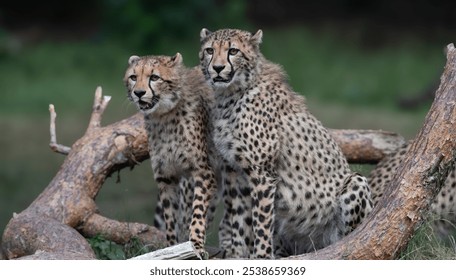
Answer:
[265,27,446,107]
[101,0,248,52]
[0,25,444,117]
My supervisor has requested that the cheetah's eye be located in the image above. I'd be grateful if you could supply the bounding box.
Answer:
[205,48,214,55]
[228,48,239,55]
[129,75,137,82]
[150,74,160,81]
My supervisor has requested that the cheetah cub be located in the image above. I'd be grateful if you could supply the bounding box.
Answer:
[200,28,373,258]
[124,53,217,259]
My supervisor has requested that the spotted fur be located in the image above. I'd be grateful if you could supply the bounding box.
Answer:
[199,28,373,258]
[124,53,217,259]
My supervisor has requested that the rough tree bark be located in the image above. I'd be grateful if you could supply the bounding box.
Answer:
[286,43,456,260]
[1,43,454,260]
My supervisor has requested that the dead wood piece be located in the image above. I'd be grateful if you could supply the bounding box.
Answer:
[129,241,199,260]
[329,129,405,164]
[48,104,71,155]
[2,212,96,260]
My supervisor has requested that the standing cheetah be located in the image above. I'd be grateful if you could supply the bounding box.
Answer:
[199,28,373,258]
[124,53,217,259]
[369,143,456,236]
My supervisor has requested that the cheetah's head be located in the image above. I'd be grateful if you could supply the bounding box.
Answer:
[124,53,183,116]
[199,28,263,90]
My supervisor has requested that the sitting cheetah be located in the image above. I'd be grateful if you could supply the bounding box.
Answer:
[124,53,217,259]
[199,28,373,258]
[369,143,456,236]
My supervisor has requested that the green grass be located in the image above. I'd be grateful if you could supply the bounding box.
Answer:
[0,25,450,258]
[400,218,456,260]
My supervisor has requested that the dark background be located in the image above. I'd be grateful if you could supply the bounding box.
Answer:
[1,1,455,49]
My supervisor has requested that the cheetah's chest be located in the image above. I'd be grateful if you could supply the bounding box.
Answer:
[212,89,265,167]
[212,105,239,165]
[147,118,193,178]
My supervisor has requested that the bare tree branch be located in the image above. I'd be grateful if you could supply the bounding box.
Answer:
[86,86,111,133]
[48,104,71,155]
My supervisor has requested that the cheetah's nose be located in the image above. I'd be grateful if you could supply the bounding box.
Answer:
[134,90,146,98]
[213,65,225,74]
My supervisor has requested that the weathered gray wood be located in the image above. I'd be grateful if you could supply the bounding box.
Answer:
[129,241,223,260]
[129,241,198,260]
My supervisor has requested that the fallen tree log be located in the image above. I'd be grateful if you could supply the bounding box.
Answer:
[287,43,456,260]
[330,129,405,164]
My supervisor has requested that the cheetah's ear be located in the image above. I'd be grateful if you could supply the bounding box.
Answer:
[200,28,212,41]
[170,52,183,66]
[128,55,140,65]
[251,29,263,45]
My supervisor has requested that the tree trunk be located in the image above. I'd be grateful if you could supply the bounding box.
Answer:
[286,43,456,260]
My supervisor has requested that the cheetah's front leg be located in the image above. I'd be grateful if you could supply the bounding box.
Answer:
[249,166,277,259]
[189,169,217,259]
[218,166,234,256]
[219,165,253,258]
[178,178,193,242]
[156,177,180,246]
